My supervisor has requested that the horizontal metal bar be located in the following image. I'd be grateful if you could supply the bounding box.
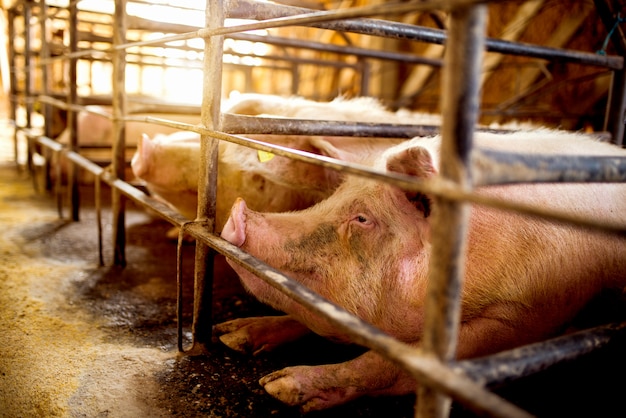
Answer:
[221,113,440,137]
[472,148,626,186]
[455,321,626,387]
[230,32,443,66]
[36,135,64,153]
[37,136,190,227]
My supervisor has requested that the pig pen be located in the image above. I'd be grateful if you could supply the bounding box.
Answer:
[5,1,626,417]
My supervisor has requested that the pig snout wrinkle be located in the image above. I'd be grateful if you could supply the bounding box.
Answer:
[222,198,248,247]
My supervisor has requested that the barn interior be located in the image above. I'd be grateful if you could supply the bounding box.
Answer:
[1,1,626,417]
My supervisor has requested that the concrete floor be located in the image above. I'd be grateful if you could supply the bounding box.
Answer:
[1,118,625,417]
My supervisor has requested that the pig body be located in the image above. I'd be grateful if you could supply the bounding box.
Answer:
[218,129,626,411]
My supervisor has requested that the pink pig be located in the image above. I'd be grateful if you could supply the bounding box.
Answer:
[218,129,626,412]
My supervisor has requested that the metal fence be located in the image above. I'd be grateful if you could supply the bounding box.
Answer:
[6,1,626,417]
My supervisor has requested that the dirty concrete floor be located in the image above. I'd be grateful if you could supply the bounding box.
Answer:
[1,123,626,418]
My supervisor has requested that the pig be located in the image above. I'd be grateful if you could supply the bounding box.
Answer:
[217,128,626,412]
[44,105,200,184]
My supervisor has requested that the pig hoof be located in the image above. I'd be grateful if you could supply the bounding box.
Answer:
[214,316,311,355]
[260,367,346,412]
[260,370,305,407]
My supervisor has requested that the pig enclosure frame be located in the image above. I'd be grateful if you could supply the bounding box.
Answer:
[6,0,626,417]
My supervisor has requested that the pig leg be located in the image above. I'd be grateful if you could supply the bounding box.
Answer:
[214,315,311,355]
[260,349,415,412]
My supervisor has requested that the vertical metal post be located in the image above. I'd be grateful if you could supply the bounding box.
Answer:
[416,5,486,418]
[24,1,33,172]
[7,7,18,165]
[67,0,79,221]
[39,0,53,190]
[604,69,626,146]
[594,0,626,146]
[189,0,224,354]
[112,0,128,266]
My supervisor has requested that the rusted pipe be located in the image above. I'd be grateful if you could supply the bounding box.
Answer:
[472,149,626,186]
[188,0,225,355]
[417,5,486,418]
[68,0,79,221]
[111,0,128,267]
[455,321,626,387]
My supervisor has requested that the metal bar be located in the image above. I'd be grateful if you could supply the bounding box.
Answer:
[221,113,440,137]
[472,149,626,186]
[455,321,626,387]
[187,0,225,355]
[417,5,486,418]
[111,0,128,267]
[229,32,443,67]
[595,0,626,145]
[38,0,53,191]
[24,1,33,173]
[604,69,626,145]
[7,7,19,165]
[68,0,79,221]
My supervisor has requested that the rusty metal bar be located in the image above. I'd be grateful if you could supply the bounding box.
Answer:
[595,0,626,145]
[472,149,626,186]
[7,7,19,165]
[455,321,626,387]
[67,0,79,221]
[111,0,128,267]
[417,5,486,418]
[229,32,443,67]
[222,113,613,140]
[24,1,33,173]
[35,136,64,217]
[187,0,225,355]
[221,113,440,137]
[38,0,53,191]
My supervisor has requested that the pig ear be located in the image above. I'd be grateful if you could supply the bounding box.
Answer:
[386,146,437,178]
[386,146,436,218]
[310,137,359,163]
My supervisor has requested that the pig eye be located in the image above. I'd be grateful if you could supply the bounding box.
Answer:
[353,214,373,226]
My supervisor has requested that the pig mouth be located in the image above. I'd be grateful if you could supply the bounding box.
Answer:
[221,198,247,247]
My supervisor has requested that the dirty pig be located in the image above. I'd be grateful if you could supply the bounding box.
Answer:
[217,129,626,412]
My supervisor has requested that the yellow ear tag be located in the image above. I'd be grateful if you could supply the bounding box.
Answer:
[257,150,275,163]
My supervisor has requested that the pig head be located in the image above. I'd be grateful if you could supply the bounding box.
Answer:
[219,131,626,411]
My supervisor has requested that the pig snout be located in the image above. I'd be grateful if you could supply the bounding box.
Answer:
[130,134,152,179]
[222,198,248,247]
